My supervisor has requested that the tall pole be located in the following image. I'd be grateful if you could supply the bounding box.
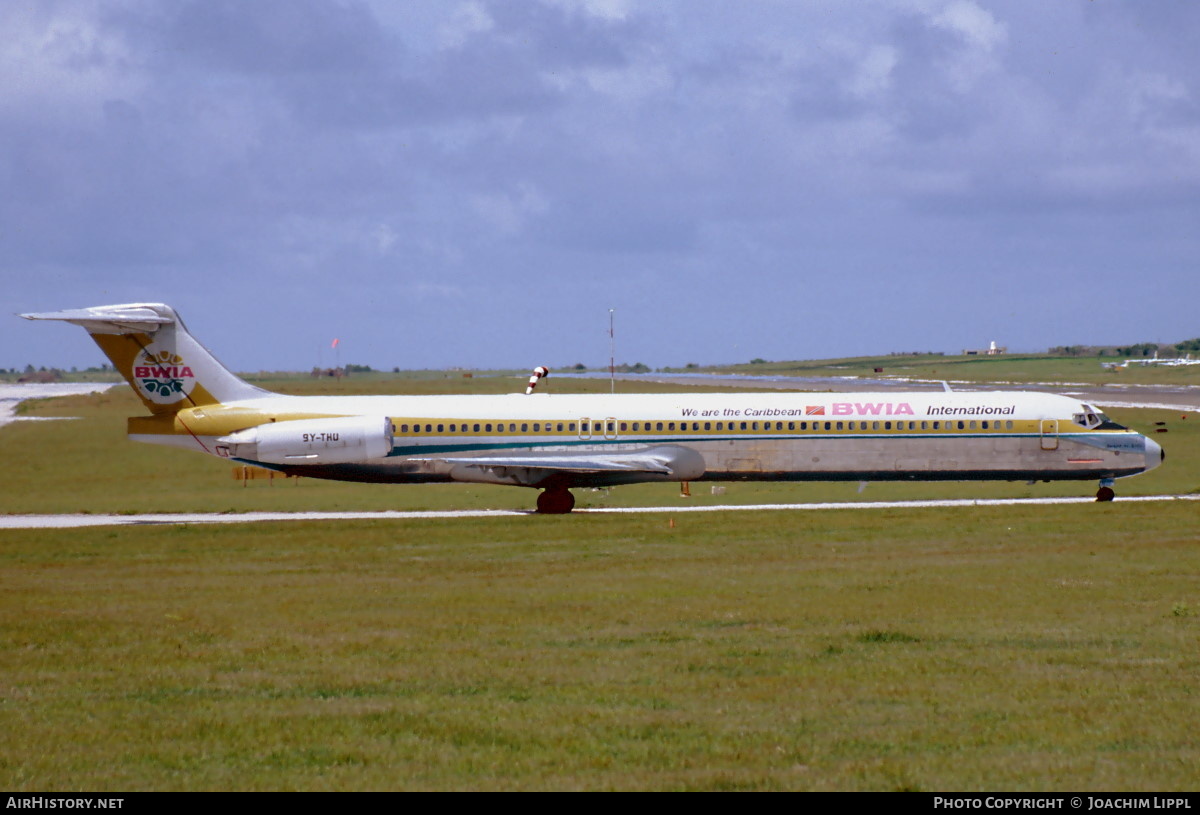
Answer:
[609,309,615,394]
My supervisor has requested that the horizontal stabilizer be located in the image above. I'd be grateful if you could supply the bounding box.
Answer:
[21,302,269,410]
[20,304,174,335]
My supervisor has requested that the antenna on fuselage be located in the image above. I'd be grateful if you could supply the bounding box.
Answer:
[526,366,549,394]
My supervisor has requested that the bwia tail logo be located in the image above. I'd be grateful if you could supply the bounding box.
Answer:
[134,346,196,404]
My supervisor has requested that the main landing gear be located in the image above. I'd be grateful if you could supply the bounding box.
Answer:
[536,487,576,514]
[1096,478,1116,502]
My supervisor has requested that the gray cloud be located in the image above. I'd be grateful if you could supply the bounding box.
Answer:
[4,0,1197,372]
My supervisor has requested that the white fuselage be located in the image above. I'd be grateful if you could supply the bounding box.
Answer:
[138,389,1162,488]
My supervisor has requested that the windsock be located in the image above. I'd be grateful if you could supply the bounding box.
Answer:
[526,366,549,395]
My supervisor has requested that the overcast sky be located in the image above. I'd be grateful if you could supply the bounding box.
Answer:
[4,0,1198,372]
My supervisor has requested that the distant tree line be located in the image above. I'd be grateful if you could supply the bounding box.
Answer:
[1049,339,1200,357]
[568,362,652,373]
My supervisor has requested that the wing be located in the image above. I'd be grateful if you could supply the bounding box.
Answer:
[408,444,706,488]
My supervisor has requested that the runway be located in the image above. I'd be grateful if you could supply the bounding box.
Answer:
[3,494,1198,528]
[0,382,115,430]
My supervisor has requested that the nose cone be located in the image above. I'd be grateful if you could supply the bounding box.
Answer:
[1143,436,1164,472]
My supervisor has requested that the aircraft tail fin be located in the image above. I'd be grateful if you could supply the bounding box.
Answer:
[20,303,270,414]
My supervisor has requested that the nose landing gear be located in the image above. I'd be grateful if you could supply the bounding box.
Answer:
[536,487,576,514]
[1096,478,1115,502]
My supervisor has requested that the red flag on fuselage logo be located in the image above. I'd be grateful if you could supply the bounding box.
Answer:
[805,405,825,415]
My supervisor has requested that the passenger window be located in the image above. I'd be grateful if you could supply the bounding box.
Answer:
[788,422,795,430]
[705,422,712,431]
[568,423,575,432]
[425,424,433,433]
[823,422,831,431]
[716,422,724,430]
[437,424,444,433]
[400,424,409,433]
[741,422,748,431]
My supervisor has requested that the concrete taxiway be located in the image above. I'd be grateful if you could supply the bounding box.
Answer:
[3,494,1198,529]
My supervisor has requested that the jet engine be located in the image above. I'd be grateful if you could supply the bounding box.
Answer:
[217,416,393,465]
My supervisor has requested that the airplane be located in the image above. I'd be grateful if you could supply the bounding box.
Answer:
[21,303,1164,512]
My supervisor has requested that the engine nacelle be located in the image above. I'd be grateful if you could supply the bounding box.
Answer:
[217,416,393,465]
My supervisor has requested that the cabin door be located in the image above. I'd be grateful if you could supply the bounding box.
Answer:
[1039,419,1059,450]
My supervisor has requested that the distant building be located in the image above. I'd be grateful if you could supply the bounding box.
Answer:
[962,341,1007,356]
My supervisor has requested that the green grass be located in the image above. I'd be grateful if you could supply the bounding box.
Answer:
[1,505,1198,790]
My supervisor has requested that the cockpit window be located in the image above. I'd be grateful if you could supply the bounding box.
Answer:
[1077,405,1126,431]
[1094,411,1127,431]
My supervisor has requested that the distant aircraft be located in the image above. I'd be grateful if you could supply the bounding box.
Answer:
[22,304,1163,511]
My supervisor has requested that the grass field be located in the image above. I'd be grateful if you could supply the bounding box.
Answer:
[2,376,1198,790]
[2,506,1198,791]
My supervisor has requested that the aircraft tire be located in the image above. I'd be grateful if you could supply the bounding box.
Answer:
[537,488,575,514]
[1095,486,1115,502]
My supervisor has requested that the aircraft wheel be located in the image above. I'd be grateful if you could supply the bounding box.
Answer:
[1095,486,1115,502]
[536,488,575,514]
